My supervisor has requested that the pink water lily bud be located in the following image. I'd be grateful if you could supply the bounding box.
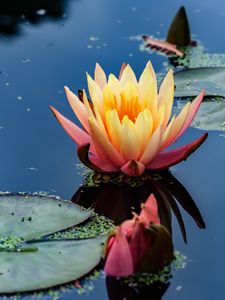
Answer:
[104,194,173,277]
[51,61,207,176]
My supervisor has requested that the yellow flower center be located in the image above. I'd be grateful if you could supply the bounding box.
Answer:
[103,83,148,123]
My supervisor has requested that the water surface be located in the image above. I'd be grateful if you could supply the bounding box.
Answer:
[0,0,225,299]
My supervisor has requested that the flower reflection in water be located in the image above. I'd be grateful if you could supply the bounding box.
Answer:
[72,171,203,299]
[103,195,173,277]
[72,170,205,243]
[106,275,170,300]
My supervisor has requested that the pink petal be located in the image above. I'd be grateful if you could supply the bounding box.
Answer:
[140,126,162,165]
[119,63,127,80]
[94,63,107,90]
[89,117,125,167]
[121,160,145,176]
[77,143,119,172]
[89,152,120,172]
[64,86,90,133]
[104,236,116,258]
[148,133,208,170]
[50,106,91,146]
[121,219,136,237]
[104,227,134,277]
[139,194,160,225]
[129,221,152,271]
[175,90,205,141]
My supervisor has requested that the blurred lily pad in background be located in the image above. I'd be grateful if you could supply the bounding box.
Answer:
[174,67,225,97]
[175,99,225,131]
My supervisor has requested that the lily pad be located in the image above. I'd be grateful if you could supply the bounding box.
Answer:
[192,100,225,131]
[175,99,225,131]
[0,237,105,293]
[174,67,225,97]
[0,194,92,240]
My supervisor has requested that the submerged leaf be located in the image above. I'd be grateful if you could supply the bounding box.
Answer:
[0,237,105,293]
[167,6,191,46]
[0,194,92,240]
[174,67,225,97]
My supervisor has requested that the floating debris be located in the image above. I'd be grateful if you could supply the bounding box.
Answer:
[22,59,31,64]
[26,167,38,171]
[36,9,47,16]
[89,36,99,42]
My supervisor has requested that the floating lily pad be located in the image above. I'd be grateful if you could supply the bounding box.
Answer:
[174,67,225,97]
[175,99,225,131]
[0,237,105,293]
[0,194,92,240]
[192,100,225,131]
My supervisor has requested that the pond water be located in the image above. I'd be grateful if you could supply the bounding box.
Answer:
[0,0,225,299]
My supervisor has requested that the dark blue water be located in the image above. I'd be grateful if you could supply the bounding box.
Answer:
[0,0,225,299]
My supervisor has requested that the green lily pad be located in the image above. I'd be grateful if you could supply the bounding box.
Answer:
[174,67,225,97]
[192,100,225,131]
[0,194,92,240]
[175,99,225,131]
[0,237,105,293]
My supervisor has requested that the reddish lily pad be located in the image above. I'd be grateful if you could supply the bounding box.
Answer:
[143,35,184,57]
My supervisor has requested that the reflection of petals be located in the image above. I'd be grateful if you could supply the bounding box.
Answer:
[104,228,134,277]
[140,194,160,225]
[129,222,152,270]
[149,133,208,169]
[104,197,173,276]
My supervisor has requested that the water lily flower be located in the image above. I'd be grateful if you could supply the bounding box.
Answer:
[103,194,173,277]
[51,61,207,176]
